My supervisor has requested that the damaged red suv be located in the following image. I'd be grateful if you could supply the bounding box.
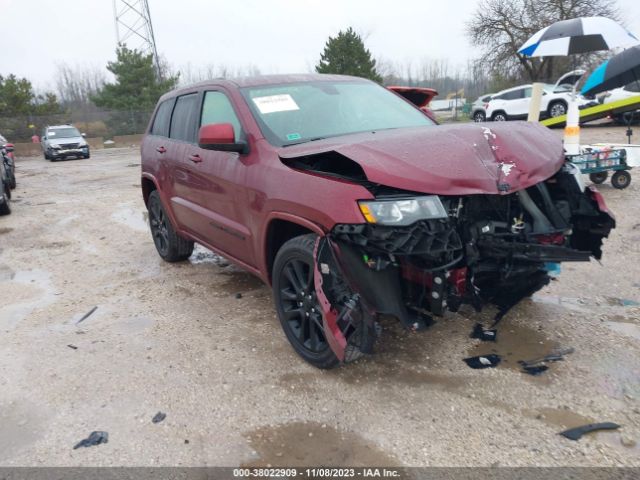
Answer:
[141,74,614,369]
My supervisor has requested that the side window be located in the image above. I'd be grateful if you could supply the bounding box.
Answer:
[626,82,640,93]
[150,99,173,136]
[169,93,199,143]
[503,89,523,100]
[523,87,532,98]
[200,91,242,141]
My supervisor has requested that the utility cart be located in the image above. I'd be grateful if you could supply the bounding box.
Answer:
[566,147,631,189]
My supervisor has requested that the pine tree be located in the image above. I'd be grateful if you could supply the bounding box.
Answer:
[92,45,179,135]
[315,28,383,83]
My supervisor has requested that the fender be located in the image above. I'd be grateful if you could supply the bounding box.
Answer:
[141,172,183,239]
[259,211,327,282]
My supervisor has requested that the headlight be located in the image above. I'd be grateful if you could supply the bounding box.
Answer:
[358,196,448,226]
[51,144,61,149]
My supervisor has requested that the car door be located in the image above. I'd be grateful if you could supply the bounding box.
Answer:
[180,89,255,267]
[164,92,204,235]
[504,87,529,116]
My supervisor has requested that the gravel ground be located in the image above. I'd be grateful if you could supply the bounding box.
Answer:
[0,126,639,467]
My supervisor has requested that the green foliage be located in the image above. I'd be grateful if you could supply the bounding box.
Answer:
[0,74,63,140]
[315,27,383,83]
[92,45,179,135]
[0,74,62,117]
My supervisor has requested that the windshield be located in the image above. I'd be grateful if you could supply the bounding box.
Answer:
[47,127,81,139]
[241,80,435,147]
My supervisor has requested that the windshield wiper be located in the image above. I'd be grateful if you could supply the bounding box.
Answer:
[282,136,327,147]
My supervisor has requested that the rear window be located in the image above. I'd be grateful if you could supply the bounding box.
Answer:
[151,100,173,137]
[169,93,199,143]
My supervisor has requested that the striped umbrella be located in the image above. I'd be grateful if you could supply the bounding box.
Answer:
[518,17,638,58]
[581,44,640,96]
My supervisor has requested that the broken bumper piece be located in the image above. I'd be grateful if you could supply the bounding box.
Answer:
[312,170,615,362]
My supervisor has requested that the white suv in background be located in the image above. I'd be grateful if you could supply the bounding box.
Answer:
[599,82,640,124]
[486,70,591,121]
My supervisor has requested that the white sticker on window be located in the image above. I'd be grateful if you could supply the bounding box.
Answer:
[252,94,299,114]
[48,132,56,136]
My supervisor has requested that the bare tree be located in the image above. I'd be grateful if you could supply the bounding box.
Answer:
[54,63,106,108]
[466,0,620,82]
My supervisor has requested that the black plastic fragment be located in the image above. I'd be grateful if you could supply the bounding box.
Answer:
[152,412,166,424]
[463,354,501,369]
[470,323,497,342]
[73,431,109,449]
[519,347,575,368]
[235,293,242,299]
[522,364,549,376]
[560,422,621,441]
[67,344,78,350]
[76,306,98,325]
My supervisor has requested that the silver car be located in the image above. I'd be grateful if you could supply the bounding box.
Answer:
[42,125,90,161]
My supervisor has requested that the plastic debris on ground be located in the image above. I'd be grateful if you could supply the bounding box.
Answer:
[463,354,501,369]
[470,323,497,342]
[152,412,167,424]
[560,422,621,441]
[73,431,109,449]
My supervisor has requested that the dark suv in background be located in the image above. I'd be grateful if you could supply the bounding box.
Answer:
[141,74,614,369]
[42,125,90,160]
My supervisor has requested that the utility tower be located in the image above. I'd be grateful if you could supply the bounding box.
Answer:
[112,0,161,78]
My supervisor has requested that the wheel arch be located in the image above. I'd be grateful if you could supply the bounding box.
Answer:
[141,174,158,207]
[263,213,325,284]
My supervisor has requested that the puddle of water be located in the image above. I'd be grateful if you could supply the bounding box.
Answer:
[605,321,640,341]
[0,270,57,330]
[0,400,48,462]
[468,320,561,380]
[243,422,399,467]
[111,205,148,232]
[524,407,593,429]
[525,408,639,455]
[0,264,15,281]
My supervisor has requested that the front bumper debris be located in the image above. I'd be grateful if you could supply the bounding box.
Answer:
[312,167,615,362]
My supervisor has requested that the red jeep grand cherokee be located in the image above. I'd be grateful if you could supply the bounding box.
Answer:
[141,74,614,369]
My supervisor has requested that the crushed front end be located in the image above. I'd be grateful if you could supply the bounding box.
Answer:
[314,164,615,361]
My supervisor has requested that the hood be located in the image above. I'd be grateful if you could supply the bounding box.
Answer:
[48,136,85,145]
[387,86,438,109]
[279,122,565,195]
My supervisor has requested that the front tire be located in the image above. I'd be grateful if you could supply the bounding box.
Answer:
[589,172,608,184]
[492,112,507,122]
[147,190,194,262]
[272,234,339,369]
[548,101,567,118]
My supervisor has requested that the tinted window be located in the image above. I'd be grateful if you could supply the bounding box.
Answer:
[626,82,640,93]
[201,91,242,141]
[151,100,173,136]
[170,93,199,142]
[502,89,525,100]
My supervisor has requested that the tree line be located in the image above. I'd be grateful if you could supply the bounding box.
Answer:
[0,0,620,140]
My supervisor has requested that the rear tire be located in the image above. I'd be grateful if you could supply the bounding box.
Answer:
[589,172,608,184]
[272,234,340,369]
[0,183,11,215]
[147,190,194,262]
[473,111,486,122]
[611,170,631,189]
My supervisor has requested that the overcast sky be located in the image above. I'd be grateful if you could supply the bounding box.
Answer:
[2,0,640,90]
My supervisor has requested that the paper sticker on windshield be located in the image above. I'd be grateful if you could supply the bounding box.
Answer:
[286,133,301,141]
[48,131,56,136]
[252,94,299,114]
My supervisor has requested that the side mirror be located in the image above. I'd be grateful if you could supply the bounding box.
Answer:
[4,144,14,153]
[198,123,248,154]
[82,133,87,137]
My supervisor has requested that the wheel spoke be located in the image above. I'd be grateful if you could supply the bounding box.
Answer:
[291,260,308,292]
[284,264,303,292]
[284,307,302,321]
[280,287,298,301]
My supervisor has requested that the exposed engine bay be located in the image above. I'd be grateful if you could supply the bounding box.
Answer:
[312,164,615,363]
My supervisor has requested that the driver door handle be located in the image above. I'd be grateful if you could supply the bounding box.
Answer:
[188,153,203,163]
